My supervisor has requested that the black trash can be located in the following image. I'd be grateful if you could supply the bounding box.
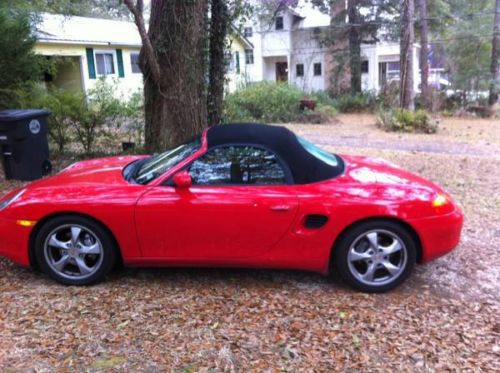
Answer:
[0,109,52,181]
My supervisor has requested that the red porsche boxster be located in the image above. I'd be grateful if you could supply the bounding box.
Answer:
[0,124,463,292]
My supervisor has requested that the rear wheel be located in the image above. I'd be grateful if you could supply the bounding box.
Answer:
[333,220,416,292]
[34,215,117,285]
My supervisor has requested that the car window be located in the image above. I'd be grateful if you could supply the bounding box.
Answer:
[297,136,340,167]
[189,145,288,185]
[135,138,201,184]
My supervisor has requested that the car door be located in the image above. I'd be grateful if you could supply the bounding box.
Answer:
[135,145,299,259]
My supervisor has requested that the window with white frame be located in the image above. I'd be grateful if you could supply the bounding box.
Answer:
[225,51,234,72]
[130,52,141,74]
[95,51,116,76]
[313,63,322,76]
[244,27,253,38]
[296,64,304,77]
[275,16,284,30]
[245,49,254,64]
[387,61,400,80]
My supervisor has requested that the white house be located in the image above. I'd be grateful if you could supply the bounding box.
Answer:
[244,5,421,94]
[243,8,329,92]
[360,42,420,93]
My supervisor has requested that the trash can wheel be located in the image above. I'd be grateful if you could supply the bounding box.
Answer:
[42,159,52,176]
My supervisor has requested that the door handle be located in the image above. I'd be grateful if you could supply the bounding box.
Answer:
[270,205,291,212]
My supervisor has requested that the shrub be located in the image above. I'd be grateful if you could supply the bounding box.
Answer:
[223,81,336,123]
[376,108,438,134]
[334,92,377,113]
[224,81,303,122]
[298,104,338,124]
[120,90,145,146]
[74,79,124,154]
[14,83,84,153]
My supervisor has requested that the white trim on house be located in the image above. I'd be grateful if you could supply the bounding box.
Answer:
[93,49,119,77]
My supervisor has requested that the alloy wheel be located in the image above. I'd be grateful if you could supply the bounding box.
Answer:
[347,229,408,287]
[43,224,104,281]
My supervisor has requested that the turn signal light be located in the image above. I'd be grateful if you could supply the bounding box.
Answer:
[16,220,36,227]
[432,195,448,208]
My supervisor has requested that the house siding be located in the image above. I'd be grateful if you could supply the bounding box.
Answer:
[35,43,142,98]
[226,35,250,93]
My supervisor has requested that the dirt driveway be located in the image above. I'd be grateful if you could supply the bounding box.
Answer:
[0,115,499,371]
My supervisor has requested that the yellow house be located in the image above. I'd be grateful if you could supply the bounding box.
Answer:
[226,31,254,93]
[35,14,253,97]
[35,14,143,98]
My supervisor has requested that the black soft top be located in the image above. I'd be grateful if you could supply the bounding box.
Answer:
[206,123,343,184]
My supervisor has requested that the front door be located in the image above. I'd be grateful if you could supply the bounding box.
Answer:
[135,145,298,259]
[276,62,288,82]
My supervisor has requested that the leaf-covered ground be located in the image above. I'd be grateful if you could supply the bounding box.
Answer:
[0,115,499,371]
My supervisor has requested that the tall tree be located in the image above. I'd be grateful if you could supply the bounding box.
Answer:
[489,0,500,106]
[400,0,415,110]
[207,0,229,126]
[418,0,430,109]
[0,6,46,109]
[124,0,208,152]
[444,0,493,104]
[312,0,399,94]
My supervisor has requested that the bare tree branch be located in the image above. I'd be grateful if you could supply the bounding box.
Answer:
[123,0,161,84]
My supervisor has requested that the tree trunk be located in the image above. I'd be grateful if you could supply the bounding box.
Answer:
[489,0,500,106]
[400,0,415,110]
[207,0,228,126]
[418,0,430,109]
[348,1,362,94]
[142,0,207,152]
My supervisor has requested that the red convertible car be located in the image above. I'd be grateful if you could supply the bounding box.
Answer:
[0,124,463,292]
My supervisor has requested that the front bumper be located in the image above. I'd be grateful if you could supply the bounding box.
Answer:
[0,215,32,266]
[409,208,464,263]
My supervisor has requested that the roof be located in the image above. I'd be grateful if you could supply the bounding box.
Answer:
[36,13,142,47]
[206,124,343,184]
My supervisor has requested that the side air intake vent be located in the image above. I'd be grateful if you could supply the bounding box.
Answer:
[304,215,329,229]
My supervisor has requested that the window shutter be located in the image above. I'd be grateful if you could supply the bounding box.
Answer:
[235,52,240,74]
[116,49,125,78]
[86,48,96,79]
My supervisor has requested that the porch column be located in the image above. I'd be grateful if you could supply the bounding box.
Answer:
[287,54,292,84]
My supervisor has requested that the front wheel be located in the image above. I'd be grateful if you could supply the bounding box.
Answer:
[332,220,416,292]
[34,215,117,285]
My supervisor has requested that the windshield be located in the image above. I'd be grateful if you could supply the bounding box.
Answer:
[134,138,201,184]
[297,136,340,167]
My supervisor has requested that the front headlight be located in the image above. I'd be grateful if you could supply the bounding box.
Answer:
[0,189,26,211]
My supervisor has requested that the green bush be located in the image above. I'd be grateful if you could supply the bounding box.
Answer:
[334,92,377,113]
[376,108,438,134]
[74,79,124,154]
[15,79,139,154]
[298,104,338,124]
[223,81,336,123]
[14,83,84,153]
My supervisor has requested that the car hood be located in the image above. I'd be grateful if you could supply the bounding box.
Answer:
[341,154,446,193]
[27,156,145,189]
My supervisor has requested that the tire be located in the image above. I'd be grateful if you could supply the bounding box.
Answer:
[34,215,117,285]
[332,220,416,293]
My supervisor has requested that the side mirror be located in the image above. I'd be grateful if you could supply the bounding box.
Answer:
[173,170,192,188]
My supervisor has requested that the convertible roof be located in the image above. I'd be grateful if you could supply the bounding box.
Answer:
[206,123,342,184]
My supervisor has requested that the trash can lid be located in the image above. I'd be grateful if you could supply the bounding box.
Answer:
[0,109,51,122]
